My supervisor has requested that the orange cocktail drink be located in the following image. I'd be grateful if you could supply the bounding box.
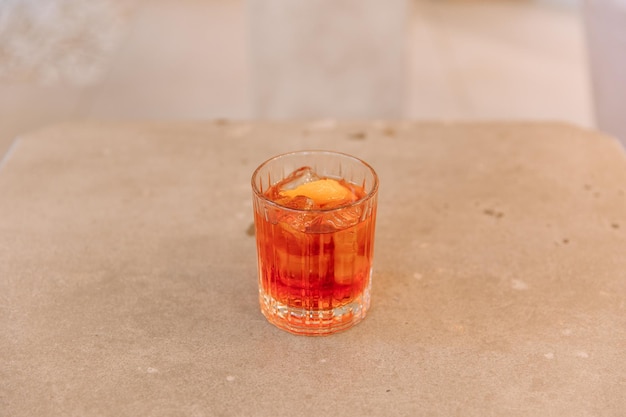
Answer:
[252,151,378,335]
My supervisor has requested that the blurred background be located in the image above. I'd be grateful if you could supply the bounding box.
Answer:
[1,0,623,159]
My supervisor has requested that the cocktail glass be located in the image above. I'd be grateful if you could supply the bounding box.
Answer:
[251,151,379,335]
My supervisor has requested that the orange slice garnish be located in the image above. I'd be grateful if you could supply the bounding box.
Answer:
[280,179,355,206]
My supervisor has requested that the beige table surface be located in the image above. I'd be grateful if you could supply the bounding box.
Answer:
[1,121,625,416]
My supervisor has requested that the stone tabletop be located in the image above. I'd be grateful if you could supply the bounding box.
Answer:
[1,121,625,416]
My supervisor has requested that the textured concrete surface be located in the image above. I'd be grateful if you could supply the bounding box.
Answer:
[1,121,625,416]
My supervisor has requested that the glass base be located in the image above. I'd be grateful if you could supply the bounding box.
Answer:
[259,289,370,336]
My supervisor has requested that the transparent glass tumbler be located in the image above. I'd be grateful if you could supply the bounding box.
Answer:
[251,151,379,335]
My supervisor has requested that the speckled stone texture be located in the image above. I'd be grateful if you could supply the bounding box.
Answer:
[1,121,625,416]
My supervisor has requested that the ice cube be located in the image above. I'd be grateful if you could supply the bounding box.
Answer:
[275,195,316,210]
[278,210,317,233]
[316,205,363,232]
[278,166,320,192]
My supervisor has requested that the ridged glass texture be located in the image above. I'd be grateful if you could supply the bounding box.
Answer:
[251,151,378,335]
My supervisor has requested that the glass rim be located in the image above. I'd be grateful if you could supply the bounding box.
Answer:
[251,150,379,213]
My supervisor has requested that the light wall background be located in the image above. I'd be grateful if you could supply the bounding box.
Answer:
[0,0,595,157]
